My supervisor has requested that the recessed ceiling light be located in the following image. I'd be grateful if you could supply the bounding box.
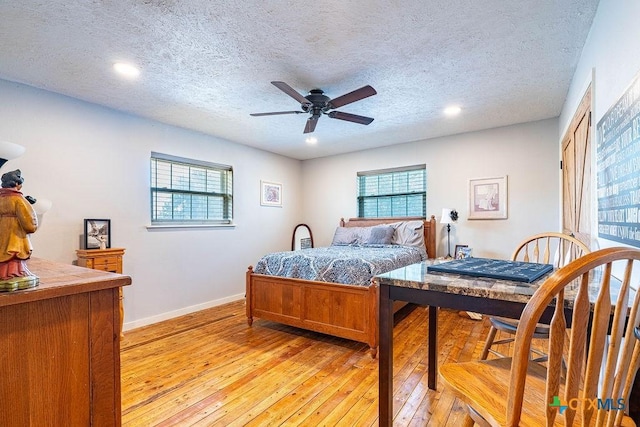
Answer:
[305,136,317,145]
[113,62,140,78]
[444,106,462,116]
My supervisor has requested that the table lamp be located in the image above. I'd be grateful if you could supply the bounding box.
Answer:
[441,208,458,258]
[0,141,26,168]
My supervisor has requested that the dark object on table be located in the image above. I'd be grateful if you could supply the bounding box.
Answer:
[427,257,553,283]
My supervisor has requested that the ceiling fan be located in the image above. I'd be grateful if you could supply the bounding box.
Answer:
[250,81,377,134]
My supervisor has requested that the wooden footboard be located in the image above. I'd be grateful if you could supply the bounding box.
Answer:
[246,215,436,357]
[246,266,380,357]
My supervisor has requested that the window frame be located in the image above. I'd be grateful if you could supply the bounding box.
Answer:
[356,164,426,218]
[150,152,233,227]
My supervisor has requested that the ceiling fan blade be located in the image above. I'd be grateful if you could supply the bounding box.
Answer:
[328,85,377,109]
[327,111,374,125]
[303,117,319,134]
[271,81,312,106]
[250,111,304,116]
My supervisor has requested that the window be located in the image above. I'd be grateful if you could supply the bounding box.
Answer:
[150,152,233,225]
[357,165,426,218]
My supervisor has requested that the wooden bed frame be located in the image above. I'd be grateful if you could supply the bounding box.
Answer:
[246,215,437,357]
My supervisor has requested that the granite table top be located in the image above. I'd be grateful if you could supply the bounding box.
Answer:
[375,259,623,311]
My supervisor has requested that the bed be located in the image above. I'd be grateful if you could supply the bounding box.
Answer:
[246,215,437,357]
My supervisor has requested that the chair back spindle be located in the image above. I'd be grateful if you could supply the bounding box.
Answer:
[513,232,589,269]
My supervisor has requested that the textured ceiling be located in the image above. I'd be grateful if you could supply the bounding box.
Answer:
[0,1,599,160]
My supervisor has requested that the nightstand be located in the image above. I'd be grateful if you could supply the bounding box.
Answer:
[76,248,126,338]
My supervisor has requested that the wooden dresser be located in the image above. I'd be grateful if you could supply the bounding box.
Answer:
[76,248,126,338]
[0,258,131,426]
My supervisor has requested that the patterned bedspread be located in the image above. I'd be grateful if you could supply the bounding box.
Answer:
[253,245,426,286]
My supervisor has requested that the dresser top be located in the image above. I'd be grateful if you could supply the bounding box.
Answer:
[0,257,131,307]
[76,247,126,256]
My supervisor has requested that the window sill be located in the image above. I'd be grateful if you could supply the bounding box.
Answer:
[146,223,236,231]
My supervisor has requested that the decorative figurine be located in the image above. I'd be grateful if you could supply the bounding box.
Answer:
[0,169,39,291]
[98,235,107,250]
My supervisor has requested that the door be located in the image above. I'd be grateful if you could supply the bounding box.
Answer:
[562,85,592,246]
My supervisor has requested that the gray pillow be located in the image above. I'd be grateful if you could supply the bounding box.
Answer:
[390,221,425,249]
[366,225,395,245]
[331,227,360,245]
[332,225,394,245]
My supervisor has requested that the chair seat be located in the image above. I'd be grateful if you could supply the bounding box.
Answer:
[440,357,636,426]
[480,233,592,363]
[489,316,551,337]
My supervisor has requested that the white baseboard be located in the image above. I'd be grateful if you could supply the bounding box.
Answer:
[123,293,245,331]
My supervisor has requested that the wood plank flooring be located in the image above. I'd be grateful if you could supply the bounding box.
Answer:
[120,301,518,426]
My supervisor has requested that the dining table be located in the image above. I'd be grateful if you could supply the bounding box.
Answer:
[374,258,620,427]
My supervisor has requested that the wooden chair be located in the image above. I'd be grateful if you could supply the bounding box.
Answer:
[480,232,591,361]
[440,247,640,426]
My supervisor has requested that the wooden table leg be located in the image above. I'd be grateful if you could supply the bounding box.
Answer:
[428,305,438,390]
[379,284,393,427]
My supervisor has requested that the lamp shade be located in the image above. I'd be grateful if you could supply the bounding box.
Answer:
[441,208,453,224]
[0,141,26,168]
[32,198,52,227]
[32,198,52,215]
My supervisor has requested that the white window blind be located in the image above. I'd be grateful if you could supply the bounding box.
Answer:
[150,152,233,224]
[357,165,426,218]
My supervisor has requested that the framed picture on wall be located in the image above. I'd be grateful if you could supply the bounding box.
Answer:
[468,176,508,220]
[260,180,282,207]
[84,219,111,249]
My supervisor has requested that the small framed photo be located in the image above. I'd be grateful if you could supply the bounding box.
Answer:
[454,244,468,259]
[456,246,473,259]
[468,176,508,220]
[84,219,111,249]
[261,180,282,207]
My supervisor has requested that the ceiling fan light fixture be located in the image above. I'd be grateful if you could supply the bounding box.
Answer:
[305,136,317,145]
[444,105,462,116]
[113,62,140,78]
[251,81,376,134]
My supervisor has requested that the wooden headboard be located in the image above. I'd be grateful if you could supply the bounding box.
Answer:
[340,215,437,259]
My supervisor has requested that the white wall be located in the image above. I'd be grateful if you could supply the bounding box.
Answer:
[301,118,560,260]
[561,1,640,137]
[560,0,640,269]
[0,79,302,329]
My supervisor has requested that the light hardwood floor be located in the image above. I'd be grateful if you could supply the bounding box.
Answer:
[121,301,515,426]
